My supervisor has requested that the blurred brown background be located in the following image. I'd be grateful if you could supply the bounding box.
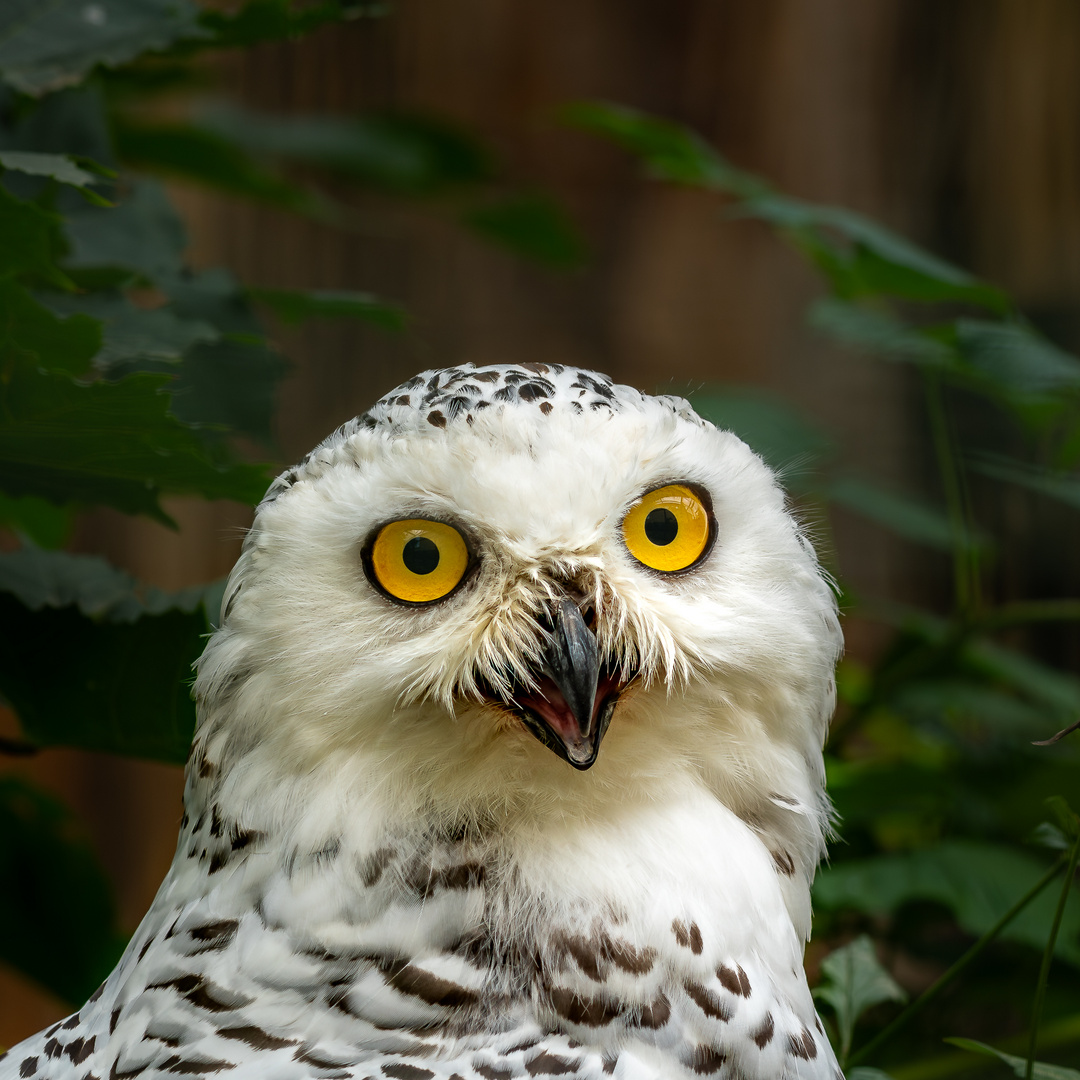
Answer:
[4,0,1080,1047]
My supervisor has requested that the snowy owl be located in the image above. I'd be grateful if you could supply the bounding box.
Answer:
[1,364,843,1080]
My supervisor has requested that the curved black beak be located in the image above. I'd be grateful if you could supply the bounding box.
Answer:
[544,598,601,738]
[507,597,625,770]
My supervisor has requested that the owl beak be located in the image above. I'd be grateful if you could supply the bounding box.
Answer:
[508,597,621,770]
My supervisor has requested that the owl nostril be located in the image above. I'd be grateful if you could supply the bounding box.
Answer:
[582,605,597,630]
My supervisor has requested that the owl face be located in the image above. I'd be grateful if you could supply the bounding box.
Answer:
[196,365,840,825]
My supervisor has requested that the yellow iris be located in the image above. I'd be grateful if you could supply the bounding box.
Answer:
[622,484,712,573]
[369,519,470,603]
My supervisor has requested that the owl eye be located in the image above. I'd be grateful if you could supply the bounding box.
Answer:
[366,519,471,604]
[622,484,713,573]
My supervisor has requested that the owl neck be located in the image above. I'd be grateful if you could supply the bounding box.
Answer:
[169,730,812,966]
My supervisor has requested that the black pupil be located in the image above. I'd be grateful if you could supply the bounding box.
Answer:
[644,507,679,546]
[403,536,440,575]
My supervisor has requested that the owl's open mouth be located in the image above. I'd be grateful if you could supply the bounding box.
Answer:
[481,597,637,770]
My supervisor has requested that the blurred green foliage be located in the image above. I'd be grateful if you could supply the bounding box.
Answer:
[0,8,1077,1079]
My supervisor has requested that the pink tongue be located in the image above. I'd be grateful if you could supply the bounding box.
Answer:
[516,676,586,744]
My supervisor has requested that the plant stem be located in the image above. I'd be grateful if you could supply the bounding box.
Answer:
[980,599,1080,629]
[1026,833,1080,1080]
[923,372,977,617]
[848,855,1066,1068]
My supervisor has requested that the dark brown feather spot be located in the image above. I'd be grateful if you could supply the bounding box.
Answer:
[689,1047,727,1074]
[525,1052,576,1076]
[636,993,671,1028]
[360,847,394,887]
[556,928,654,980]
[608,937,655,974]
[219,1026,296,1051]
[66,1037,95,1065]
[149,974,251,1013]
[382,1066,435,1080]
[683,981,730,1021]
[230,828,262,852]
[294,1047,356,1069]
[549,987,620,1027]
[190,919,239,947]
[672,919,704,954]
[752,1013,775,1048]
[427,411,446,428]
[771,850,796,876]
[404,861,485,899]
[474,1066,513,1080]
[787,1027,817,1060]
[716,964,752,997]
[160,1056,236,1073]
[19,1058,38,1078]
[387,964,478,1009]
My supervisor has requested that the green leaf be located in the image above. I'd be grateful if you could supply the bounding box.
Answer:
[158,269,289,442]
[813,936,906,1061]
[1031,823,1071,852]
[198,103,491,195]
[688,387,834,481]
[887,678,1051,737]
[0,183,72,287]
[967,637,1080,720]
[0,0,206,96]
[36,282,287,445]
[42,290,220,370]
[970,454,1080,512]
[0,84,115,177]
[0,546,217,619]
[954,319,1080,399]
[847,1069,898,1080]
[809,298,953,365]
[814,841,1080,965]
[0,279,101,377]
[826,475,983,553]
[168,337,288,444]
[1045,796,1080,841]
[0,493,74,548]
[64,178,187,282]
[249,286,407,331]
[462,194,586,268]
[0,777,126,1003]
[946,1038,1080,1080]
[0,356,270,521]
[113,120,317,211]
[0,548,220,761]
[562,101,767,197]
[195,0,384,51]
[0,150,114,204]
[737,194,1009,312]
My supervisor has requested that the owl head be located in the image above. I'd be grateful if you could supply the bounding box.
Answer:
[193,364,840,885]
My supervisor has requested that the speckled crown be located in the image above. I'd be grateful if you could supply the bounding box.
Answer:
[261,363,702,507]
